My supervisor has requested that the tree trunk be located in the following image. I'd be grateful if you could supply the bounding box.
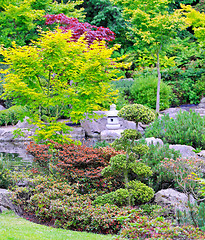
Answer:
[156,46,162,113]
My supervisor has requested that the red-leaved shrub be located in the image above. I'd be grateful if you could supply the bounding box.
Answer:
[27,142,123,193]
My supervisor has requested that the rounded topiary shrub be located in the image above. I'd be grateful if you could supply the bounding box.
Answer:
[118,104,156,124]
[130,75,172,110]
[93,188,130,207]
[121,129,142,140]
[128,180,154,204]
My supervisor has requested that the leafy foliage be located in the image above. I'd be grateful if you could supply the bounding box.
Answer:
[101,129,154,206]
[145,110,205,149]
[27,142,123,193]
[113,0,187,112]
[0,105,27,126]
[162,157,205,200]
[162,36,205,106]
[80,0,130,47]
[130,75,172,110]
[118,104,156,124]
[0,0,84,47]
[0,28,124,143]
[10,173,124,234]
[177,201,205,231]
[44,13,115,44]
[139,142,181,191]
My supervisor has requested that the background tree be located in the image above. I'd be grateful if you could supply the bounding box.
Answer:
[112,0,187,112]
[0,0,84,48]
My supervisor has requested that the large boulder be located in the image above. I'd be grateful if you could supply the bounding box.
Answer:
[154,188,196,214]
[145,137,164,146]
[169,144,197,158]
[101,129,124,140]
[69,126,85,139]
[15,117,36,129]
[197,97,205,109]
[197,150,205,160]
[0,127,33,142]
[0,105,6,111]
[192,108,205,117]
[81,111,136,138]
[0,189,22,214]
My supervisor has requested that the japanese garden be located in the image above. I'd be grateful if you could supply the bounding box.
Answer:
[0,0,205,239]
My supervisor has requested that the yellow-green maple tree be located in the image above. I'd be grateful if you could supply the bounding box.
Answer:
[0,29,124,143]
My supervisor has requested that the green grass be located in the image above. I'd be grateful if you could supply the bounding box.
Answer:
[0,211,115,240]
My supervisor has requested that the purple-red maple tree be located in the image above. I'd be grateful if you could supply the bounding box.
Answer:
[44,13,115,44]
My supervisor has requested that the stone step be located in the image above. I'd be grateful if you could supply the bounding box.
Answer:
[192,108,205,117]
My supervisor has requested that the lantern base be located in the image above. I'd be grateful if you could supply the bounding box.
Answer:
[106,124,121,130]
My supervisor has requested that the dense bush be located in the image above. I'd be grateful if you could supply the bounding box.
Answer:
[116,215,205,239]
[145,110,205,149]
[111,78,134,97]
[93,189,130,207]
[139,142,181,191]
[118,104,156,124]
[101,129,154,206]
[127,180,154,205]
[27,142,124,193]
[94,180,154,206]
[10,174,121,234]
[0,163,11,188]
[0,105,27,126]
[130,75,172,110]
[162,157,205,200]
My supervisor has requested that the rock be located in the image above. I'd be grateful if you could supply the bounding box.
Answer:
[192,108,205,117]
[160,108,186,119]
[81,111,136,138]
[0,206,8,213]
[15,117,36,129]
[197,150,205,159]
[0,189,22,215]
[197,97,205,109]
[145,137,164,146]
[69,126,85,138]
[0,142,33,162]
[0,128,34,142]
[154,188,196,214]
[81,111,107,137]
[101,129,124,140]
[0,105,6,111]
[169,144,197,158]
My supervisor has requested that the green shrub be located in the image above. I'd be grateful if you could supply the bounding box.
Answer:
[93,140,110,149]
[111,78,134,96]
[128,180,154,205]
[94,181,154,207]
[176,202,205,231]
[93,189,130,207]
[139,142,181,191]
[118,104,156,124]
[130,75,172,110]
[0,105,27,126]
[162,67,205,106]
[11,174,125,234]
[145,110,205,149]
[0,162,11,188]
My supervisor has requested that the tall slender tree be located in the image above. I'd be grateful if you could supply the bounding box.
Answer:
[113,0,187,112]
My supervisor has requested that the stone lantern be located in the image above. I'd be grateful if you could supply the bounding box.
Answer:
[106,104,121,130]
